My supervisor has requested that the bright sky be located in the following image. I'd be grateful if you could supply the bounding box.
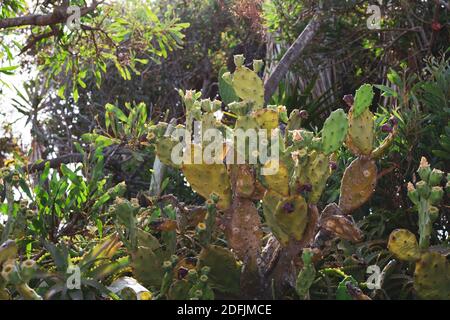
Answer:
[0,0,144,149]
[0,34,35,149]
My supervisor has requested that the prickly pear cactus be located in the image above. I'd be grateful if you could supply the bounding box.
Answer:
[387,229,421,261]
[303,151,331,204]
[296,249,316,299]
[130,229,168,288]
[138,63,400,298]
[233,165,256,198]
[262,191,291,246]
[320,215,362,242]
[131,246,165,288]
[286,109,308,131]
[155,136,182,168]
[414,251,450,300]
[254,108,279,130]
[386,159,448,300]
[222,55,265,108]
[346,107,374,155]
[197,245,241,295]
[260,160,290,197]
[387,229,450,300]
[339,158,377,214]
[274,195,309,242]
[352,84,374,118]
[407,157,444,248]
[167,279,191,300]
[321,108,348,155]
[182,145,232,210]
[0,240,42,300]
[218,66,239,105]
[224,165,262,266]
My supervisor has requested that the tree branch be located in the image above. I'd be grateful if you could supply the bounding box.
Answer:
[25,153,83,172]
[0,1,101,29]
[264,14,322,103]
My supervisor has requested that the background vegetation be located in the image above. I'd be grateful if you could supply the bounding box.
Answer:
[0,0,448,300]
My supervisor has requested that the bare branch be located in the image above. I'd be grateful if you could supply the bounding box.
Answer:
[264,14,322,103]
[0,1,101,29]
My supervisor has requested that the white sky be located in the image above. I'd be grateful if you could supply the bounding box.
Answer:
[0,34,34,148]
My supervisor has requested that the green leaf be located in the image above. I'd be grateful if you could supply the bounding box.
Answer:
[144,6,159,23]
[73,86,79,102]
[374,84,397,98]
[57,85,66,100]
[105,103,127,122]
[0,65,19,74]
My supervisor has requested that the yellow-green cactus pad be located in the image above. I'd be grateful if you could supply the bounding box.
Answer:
[414,251,450,300]
[136,229,161,251]
[232,66,264,108]
[201,112,221,133]
[274,195,309,242]
[234,114,259,130]
[387,229,421,262]
[156,136,182,168]
[197,245,241,294]
[130,246,166,288]
[346,108,374,155]
[260,160,289,197]
[262,191,290,246]
[306,151,331,203]
[254,109,279,130]
[0,240,18,266]
[339,157,377,214]
[182,145,232,210]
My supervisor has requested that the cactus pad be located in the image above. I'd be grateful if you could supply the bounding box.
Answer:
[262,191,290,246]
[339,158,377,214]
[387,229,421,262]
[218,67,239,105]
[321,109,348,155]
[296,249,316,299]
[274,195,309,242]
[197,245,241,294]
[254,109,279,130]
[320,215,363,242]
[232,66,264,108]
[130,246,166,288]
[353,84,374,118]
[234,165,255,198]
[346,108,374,155]
[156,136,182,169]
[414,251,450,300]
[223,195,262,264]
[182,146,232,210]
[305,151,331,203]
[260,160,289,197]
[234,114,259,130]
[168,279,191,300]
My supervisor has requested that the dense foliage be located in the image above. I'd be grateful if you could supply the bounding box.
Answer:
[0,0,448,300]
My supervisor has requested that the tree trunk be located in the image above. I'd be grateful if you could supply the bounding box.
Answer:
[264,14,322,103]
